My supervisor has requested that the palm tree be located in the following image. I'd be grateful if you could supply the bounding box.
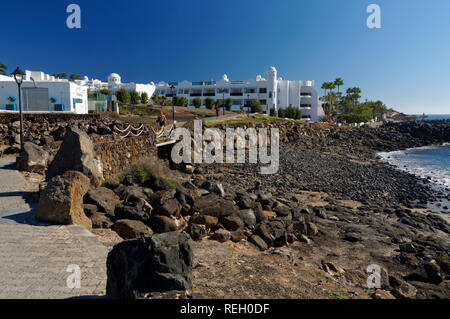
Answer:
[0,63,7,76]
[346,87,361,110]
[326,91,338,121]
[321,82,336,121]
[321,82,329,97]
[334,78,344,93]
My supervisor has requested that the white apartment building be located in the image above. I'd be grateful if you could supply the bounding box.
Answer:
[154,66,324,122]
[0,71,88,114]
[76,73,156,98]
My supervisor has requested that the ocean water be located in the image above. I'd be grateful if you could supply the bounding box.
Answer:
[410,114,450,121]
[378,144,450,189]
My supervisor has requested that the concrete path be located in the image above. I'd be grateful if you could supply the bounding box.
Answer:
[0,157,108,299]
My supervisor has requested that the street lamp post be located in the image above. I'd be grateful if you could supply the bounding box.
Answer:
[218,88,226,115]
[170,84,176,126]
[12,67,26,151]
[246,93,250,114]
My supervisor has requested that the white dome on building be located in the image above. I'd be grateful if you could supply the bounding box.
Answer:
[108,73,121,83]
[222,74,229,82]
[267,66,277,78]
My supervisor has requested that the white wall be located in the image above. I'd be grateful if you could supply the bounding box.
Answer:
[0,79,88,114]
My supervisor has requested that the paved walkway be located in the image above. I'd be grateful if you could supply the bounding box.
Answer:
[0,157,108,299]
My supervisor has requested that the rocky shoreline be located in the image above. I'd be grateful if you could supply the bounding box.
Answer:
[187,119,450,298]
[2,115,449,299]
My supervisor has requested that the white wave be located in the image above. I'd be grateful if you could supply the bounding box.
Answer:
[378,146,450,189]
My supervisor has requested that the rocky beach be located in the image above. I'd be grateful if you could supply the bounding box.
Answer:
[1,114,449,299]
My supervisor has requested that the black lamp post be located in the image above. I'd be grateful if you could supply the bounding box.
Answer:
[170,84,176,125]
[218,88,226,115]
[12,67,26,150]
[246,93,250,114]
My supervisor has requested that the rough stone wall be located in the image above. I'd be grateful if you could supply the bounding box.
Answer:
[0,113,107,124]
[92,134,157,180]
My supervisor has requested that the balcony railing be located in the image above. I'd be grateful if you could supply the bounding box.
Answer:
[230,92,243,96]
[190,93,202,97]
[203,93,215,97]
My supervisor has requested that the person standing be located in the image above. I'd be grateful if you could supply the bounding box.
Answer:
[215,103,220,117]
[157,111,167,127]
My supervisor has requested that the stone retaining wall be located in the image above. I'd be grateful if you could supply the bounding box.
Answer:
[92,134,157,179]
[0,112,109,124]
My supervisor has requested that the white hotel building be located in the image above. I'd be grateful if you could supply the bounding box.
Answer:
[75,73,156,99]
[155,66,324,122]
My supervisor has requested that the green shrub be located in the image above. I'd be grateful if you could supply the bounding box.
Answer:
[192,98,202,108]
[115,88,130,103]
[129,90,140,104]
[174,96,188,107]
[225,98,232,111]
[99,89,111,96]
[141,92,148,104]
[205,98,215,110]
[270,107,277,117]
[249,100,263,113]
[281,106,302,120]
[134,168,148,184]
[338,112,373,123]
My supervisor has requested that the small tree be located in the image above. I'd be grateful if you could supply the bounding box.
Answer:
[141,92,149,104]
[115,88,130,103]
[69,74,82,81]
[99,89,111,96]
[249,100,263,113]
[225,98,232,111]
[129,90,140,104]
[0,63,7,76]
[270,107,277,117]
[164,99,172,106]
[277,108,285,118]
[172,95,179,106]
[152,94,160,105]
[177,97,188,107]
[192,98,202,108]
[205,98,215,110]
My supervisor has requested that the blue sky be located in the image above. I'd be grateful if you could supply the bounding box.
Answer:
[1,0,449,114]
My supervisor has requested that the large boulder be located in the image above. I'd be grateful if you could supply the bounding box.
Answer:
[84,187,120,215]
[112,219,153,239]
[220,212,244,231]
[148,215,178,234]
[37,171,92,229]
[114,194,153,224]
[16,142,49,174]
[106,232,193,298]
[46,126,103,186]
[153,198,181,217]
[90,212,113,229]
[191,193,239,218]
[253,220,288,247]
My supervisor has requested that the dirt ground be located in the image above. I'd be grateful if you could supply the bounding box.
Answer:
[119,104,238,126]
